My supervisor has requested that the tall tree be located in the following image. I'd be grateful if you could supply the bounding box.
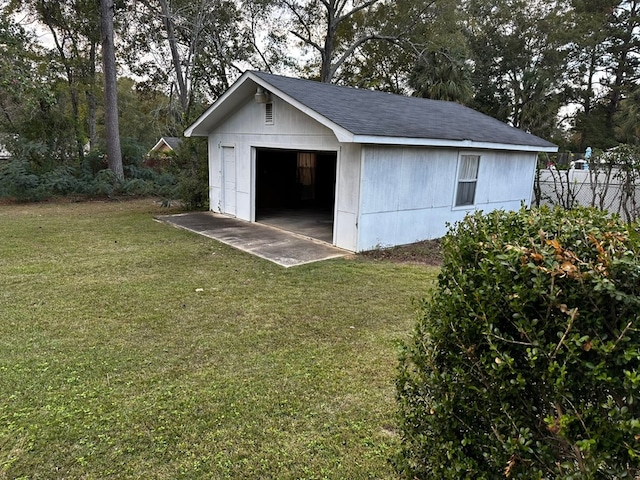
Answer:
[100,0,123,180]
[0,7,82,165]
[7,0,104,160]
[125,0,253,123]
[615,84,640,143]
[408,47,473,103]
[563,0,640,150]
[333,0,465,94]
[565,0,616,150]
[603,0,640,134]
[272,0,439,83]
[463,0,569,138]
[106,77,175,148]
[0,12,46,132]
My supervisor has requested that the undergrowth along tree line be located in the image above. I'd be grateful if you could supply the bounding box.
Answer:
[396,206,640,479]
[0,136,208,208]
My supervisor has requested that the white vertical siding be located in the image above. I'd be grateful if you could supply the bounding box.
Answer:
[475,151,536,207]
[356,146,537,251]
[221,146,237,215]
[358,146,458,251]
[334,144,361,251]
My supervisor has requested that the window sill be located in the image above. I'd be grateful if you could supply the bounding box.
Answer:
[451,204,477,211]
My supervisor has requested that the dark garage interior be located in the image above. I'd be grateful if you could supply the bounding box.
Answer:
[255,148,337,243]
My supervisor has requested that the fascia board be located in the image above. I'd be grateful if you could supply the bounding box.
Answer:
[150,138,168,151]
[350,135,558,153]
[184,71,254,137]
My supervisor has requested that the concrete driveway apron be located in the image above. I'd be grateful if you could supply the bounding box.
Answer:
[156,212,348,268]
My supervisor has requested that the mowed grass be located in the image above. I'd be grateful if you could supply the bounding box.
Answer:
[0,199,438,479]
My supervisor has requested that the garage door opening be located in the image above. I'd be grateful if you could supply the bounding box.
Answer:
[255,148,337,243]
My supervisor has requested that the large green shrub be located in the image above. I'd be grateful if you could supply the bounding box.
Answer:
[0,139,178,202]
[171,137,208,210]
[396,207,640,479]
[0,158,43,201]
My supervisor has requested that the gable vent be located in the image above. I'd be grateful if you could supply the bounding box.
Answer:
[265,102,274,125]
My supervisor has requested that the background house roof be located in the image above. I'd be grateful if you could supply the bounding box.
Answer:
[186,71,557,152]
[162,137,181,150]
[150,136,181,153]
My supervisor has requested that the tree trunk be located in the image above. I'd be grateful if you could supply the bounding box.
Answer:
[159,0,189,111]
[48,26,84,164]
[320,1,337,83]
[100,0,123,180]
[70,84,85,163]
[86,40,98,151]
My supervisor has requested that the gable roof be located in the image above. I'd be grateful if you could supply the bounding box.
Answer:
[185,71,557,152]
[150,136,181,153]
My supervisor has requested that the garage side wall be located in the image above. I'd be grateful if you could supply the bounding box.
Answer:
[357,146,536,251]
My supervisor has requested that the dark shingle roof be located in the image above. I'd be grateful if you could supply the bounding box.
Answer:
[251,71,555,149]
[162,137,181,150]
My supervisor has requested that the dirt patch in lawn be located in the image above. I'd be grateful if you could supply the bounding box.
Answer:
[359,239,443,266]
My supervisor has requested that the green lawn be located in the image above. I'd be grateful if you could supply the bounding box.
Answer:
[0,199,438,479]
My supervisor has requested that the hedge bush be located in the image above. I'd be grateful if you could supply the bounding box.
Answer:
[396,206,640,479]
[0,158,178,202]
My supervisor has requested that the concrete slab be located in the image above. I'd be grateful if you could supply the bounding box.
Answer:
[155,212,348,268]
[257,209,333,243]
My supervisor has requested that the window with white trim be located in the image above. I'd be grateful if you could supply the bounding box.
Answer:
[455,154,480,207]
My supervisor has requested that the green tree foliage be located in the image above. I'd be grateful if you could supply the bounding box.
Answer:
[463,0,568,139]
[615,81,640,144]
[270,0,385,83]
[336,0,465,95]
[0,13,55,138]
[402,1,473,102]
[397,207,640,478]
[408,48,473,103]
[109,77,176,148]
[0,11,80,170]
[170,137,209,210]
[270,0,449,85]
[7,0,105,161]
[603,1,640,130]
[564,0,616,151]
[567,0,640,151]
[126,0,253,122]
[573,104,620,151]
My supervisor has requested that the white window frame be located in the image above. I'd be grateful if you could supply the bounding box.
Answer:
[454,153,480,208]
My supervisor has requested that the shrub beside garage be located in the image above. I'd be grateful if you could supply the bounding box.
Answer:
[396,206,640,479]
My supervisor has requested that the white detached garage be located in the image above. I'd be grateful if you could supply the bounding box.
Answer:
[184,71,557,252]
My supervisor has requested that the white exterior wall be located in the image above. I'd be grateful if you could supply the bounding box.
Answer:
[206,95,361,251]
[356,146,536,251]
